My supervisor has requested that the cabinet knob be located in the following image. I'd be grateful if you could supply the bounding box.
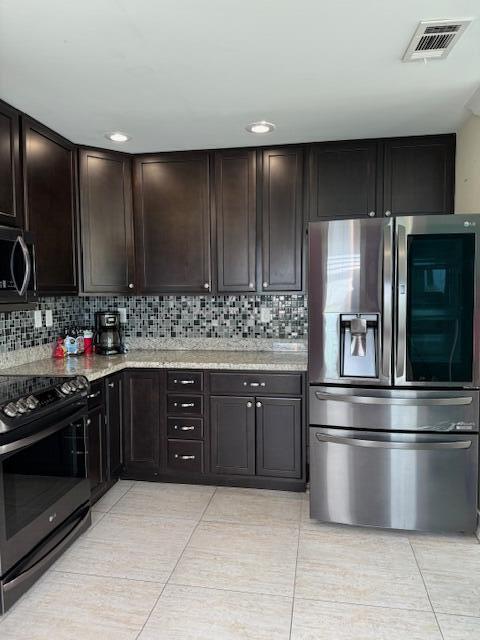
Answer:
[249,282,254,289]
[128,283,134,289]
[256,401,262,408]
[108,382,114,388]
[86,418,91,426]
[368,211,376,218]
[263,282,268,288]
[385,210,392,217]
[204,283,210,289]
[246,402,252,408]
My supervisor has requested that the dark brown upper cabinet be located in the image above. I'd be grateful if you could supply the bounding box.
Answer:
[22,118,77,294]
[309,141,378,220]
[0,101,22,228]
[261,147,304,292]
[382,135,455,217]
[79,148,135,294]
[133,152,211,294]
[214,149,256,293]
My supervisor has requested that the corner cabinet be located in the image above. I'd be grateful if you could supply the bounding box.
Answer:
[261,147,304,292]
[79,148,135,294]
[22,118,78,294]
[133,152,212,294]
[0,100,22,227]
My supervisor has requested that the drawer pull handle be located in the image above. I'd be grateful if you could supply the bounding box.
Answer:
[174,379,195,385]
[87,391,101,399]
[174,454,196,461]
[181,426,195,431]
[243,381,266,387]
[177,402,195,408]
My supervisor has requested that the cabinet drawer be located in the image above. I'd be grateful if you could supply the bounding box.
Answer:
[210,373,302,396]
[167,394,203,416]
[167,417,204,440]
[167,371,203,392]
[87,380,104,409]
[167,440,204,473]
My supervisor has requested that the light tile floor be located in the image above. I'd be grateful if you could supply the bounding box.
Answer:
[0,481,479,639]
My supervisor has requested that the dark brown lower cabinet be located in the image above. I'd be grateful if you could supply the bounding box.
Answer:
[87,404,107,502]
[256,397,301,478]
[123,371,162,476]
[210,396,256,475]
[106,373,123,478]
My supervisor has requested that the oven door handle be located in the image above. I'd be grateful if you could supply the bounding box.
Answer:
[2,506,90,596]
[0,407,86,457]
[315,432,472,450]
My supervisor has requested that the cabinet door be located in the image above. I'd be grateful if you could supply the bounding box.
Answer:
[106,373,123,478]
[214,149,256,292]
[383,135,455,217]
[309,141,378,220]
[134,152,211,293]
[0,101,22,227]
[261,148,303,292]
[210,396,255,475]
[22,118,77,294]
[256,397,302,478]
[123,371,161,475]
[79,148,135,294]
[87,405,107,498]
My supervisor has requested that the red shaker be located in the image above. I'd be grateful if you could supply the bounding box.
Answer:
[84,329,94,355]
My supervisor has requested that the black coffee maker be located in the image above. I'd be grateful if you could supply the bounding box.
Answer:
[94,311,124,355]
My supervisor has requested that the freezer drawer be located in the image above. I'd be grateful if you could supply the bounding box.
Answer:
[309,427,478,533]
[309,386,479,433]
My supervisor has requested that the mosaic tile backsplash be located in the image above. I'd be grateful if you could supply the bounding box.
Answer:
[0,295,308,355]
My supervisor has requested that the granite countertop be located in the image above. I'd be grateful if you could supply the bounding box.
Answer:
[0,349,308,381]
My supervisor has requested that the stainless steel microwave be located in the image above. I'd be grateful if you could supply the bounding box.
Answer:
[0,226,37,310]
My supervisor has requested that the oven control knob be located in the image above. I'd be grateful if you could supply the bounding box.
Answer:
[60,382,72,395]
[26,395,39,410]
[16,399,28,413]
[3,402,18,418]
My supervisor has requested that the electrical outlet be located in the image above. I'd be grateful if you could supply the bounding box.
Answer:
[34,310,42,328]
[117,307,127,323]
[45,309,53,327]
[260,307,272,323]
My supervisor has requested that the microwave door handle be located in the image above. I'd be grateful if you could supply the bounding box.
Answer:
[396,223,407,381]
[9,235,21,295]
[17,235,31,296]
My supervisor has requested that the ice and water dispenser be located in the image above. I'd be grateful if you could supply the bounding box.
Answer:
[340,314,379,378]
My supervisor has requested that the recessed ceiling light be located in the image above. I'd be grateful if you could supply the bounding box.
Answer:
[105,131,131,143]
[245,121,276,134]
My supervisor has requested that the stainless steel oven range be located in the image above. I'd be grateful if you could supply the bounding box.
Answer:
[0,375,91,614]
[308,214,480,533]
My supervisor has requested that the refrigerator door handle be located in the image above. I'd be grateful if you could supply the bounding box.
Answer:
[396,222,407,381]
[315,433,472,450]
[382,221,393,381]
[314,391,473,406]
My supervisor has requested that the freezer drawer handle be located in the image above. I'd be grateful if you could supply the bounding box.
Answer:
[314,391,473,406]
[315,433,472,450]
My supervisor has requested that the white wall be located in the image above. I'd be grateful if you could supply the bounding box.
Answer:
[455,114,480,213]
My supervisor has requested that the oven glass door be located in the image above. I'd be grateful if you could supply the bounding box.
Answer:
[2,421,87,541]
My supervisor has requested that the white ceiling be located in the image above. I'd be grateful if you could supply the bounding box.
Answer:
[1,0,479,153]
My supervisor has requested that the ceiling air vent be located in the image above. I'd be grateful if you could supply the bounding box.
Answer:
[403,19,473,61]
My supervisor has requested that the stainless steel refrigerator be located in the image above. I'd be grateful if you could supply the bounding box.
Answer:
[308,215,479,533]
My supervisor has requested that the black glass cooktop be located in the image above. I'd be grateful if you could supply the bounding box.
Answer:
[0,375,75,405]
